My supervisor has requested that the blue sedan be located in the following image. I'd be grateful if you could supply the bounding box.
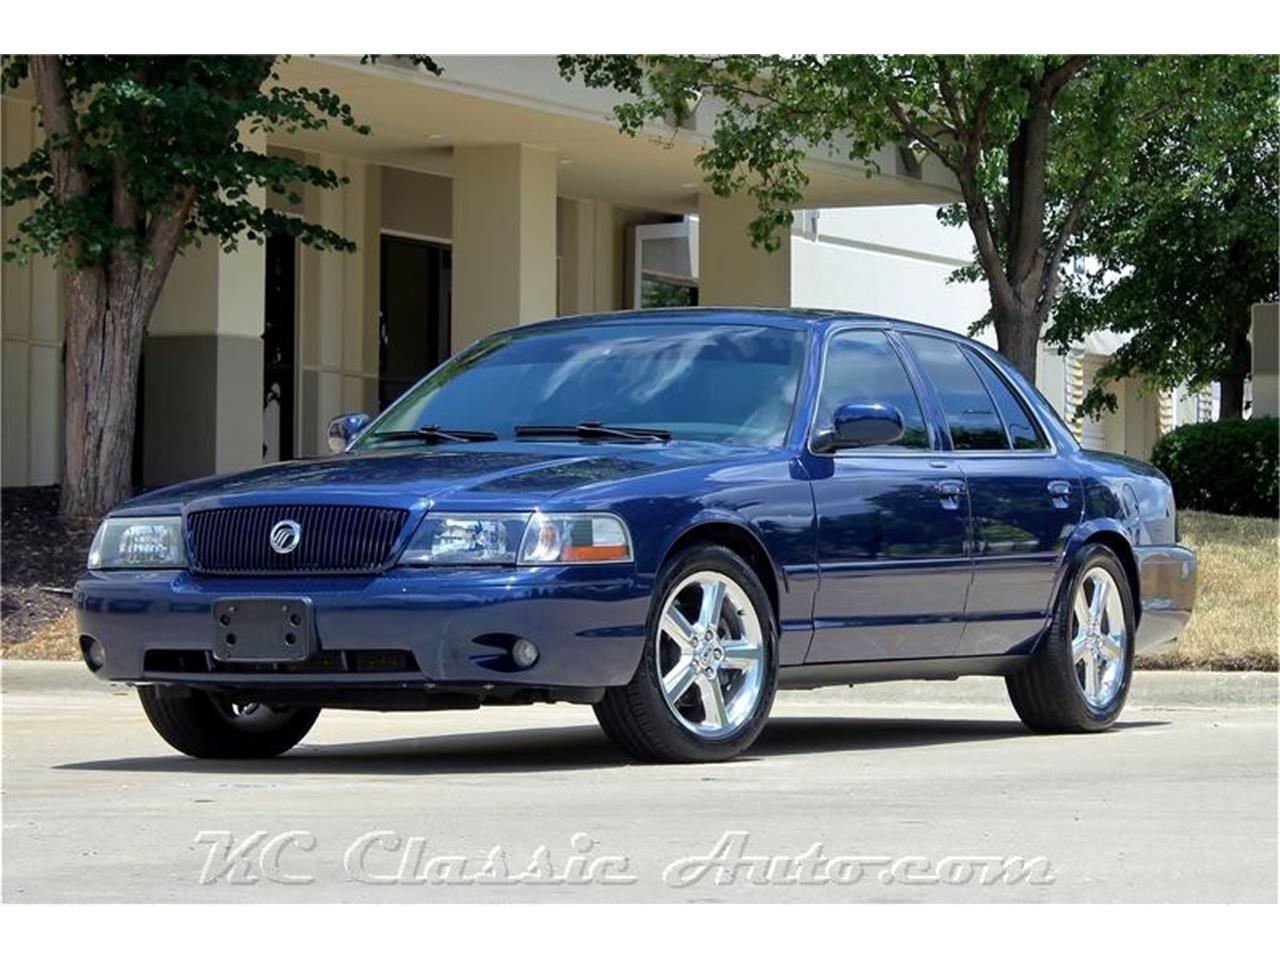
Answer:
[75,309,1198,762]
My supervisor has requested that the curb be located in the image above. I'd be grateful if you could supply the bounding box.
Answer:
[779,670,1277,709]
[2,659,1275,708]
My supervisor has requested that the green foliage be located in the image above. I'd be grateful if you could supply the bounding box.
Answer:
[1048,56,1279,417]
[559,55,1259,383]
[1,55,438,266]
[560,55,1154,257]
[1150,418,1279,517]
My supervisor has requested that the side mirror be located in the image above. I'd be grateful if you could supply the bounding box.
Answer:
[813,401,904,452]
[327,412,371,453]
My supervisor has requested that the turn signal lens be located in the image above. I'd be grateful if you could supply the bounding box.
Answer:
[518,513,633,565]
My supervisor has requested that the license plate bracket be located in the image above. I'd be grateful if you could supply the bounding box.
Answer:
[212,598,315,662]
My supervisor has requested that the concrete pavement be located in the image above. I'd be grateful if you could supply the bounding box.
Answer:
[2,662,1276,902]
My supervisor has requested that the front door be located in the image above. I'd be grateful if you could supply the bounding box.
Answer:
[379,235,451,410]
[806,330,972,662]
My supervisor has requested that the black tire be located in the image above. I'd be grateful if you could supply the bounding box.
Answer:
[138,686,319,759]
[1006,544,1135,733]
[594,544,778,763]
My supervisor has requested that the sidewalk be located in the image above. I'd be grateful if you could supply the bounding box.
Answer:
[3,659,1274,707]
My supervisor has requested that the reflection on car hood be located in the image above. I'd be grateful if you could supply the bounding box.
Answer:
[115,442,754,513]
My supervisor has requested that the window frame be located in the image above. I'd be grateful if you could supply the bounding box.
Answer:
[896,329,1060,459]
[805,324,944,458]
[959,344,1051,453]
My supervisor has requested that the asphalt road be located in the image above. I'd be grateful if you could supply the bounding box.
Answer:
[3,665,1275,902]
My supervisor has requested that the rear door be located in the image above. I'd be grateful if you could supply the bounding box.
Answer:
[900,334,1080,656]
[805,329,972,663]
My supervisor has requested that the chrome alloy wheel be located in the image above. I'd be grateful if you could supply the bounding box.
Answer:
[655,571,766,739]
[1072,567,1128,709]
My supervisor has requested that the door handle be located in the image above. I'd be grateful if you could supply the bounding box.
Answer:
[935,478,966,509]
[1048,479,1073,507]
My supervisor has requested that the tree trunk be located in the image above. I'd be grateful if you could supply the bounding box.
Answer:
[58,265,150,519]
[1219,324,1252,420]
[1219,373,1246,421]
[992,304,1043,384]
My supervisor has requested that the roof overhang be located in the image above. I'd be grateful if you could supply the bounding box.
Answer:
[269,55,961,215]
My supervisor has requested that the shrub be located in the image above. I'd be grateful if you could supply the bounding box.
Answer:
[1150,417,1279,517]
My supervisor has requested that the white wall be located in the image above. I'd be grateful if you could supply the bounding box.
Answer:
[790,205,996,347]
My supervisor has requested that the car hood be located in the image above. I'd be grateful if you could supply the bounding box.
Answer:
[115,442,758,515]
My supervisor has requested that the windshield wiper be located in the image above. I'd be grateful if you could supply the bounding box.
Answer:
[514,421,672,443]
[367,425,498,445]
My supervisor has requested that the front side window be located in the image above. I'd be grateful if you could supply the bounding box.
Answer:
[815,331,930,449]
[358,322,806,448]
[903,334,1008,451]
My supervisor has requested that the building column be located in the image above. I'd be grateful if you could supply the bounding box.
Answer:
[143,131,266,486]
[2,95,63,488]
[297,154,380,457]
[144,235,266,486]
[451,144,557,350]
[1250,303,1279,418]
[697,192,791,307]
[557,198,625,316]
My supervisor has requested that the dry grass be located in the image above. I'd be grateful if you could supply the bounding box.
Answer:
[3,511,1274,670]
[1,608,79,660]
[1136,510,1278,671]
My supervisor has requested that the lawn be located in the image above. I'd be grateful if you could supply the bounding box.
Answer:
[2,504,1275,670]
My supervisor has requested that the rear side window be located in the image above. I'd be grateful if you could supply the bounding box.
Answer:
[816,331,929,449]
[965,349,1048,450]
[903,334,1008,451]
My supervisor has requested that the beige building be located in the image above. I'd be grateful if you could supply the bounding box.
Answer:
[1249,303,1279,418]
[0,55,1217,493]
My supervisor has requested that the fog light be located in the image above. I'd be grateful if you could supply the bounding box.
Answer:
[511,638,539,669]
[80,635,106,672]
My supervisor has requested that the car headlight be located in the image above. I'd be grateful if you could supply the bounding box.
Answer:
[400,514,530,565]
[88,516,186,569]
[400,512,633,566]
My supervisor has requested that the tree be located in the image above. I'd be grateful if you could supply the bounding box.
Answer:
[559,55,1192,383]
[1,55,437,518]
[1048,57,1278,420]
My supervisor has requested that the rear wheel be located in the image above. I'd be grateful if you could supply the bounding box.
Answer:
[1006,544,1135,733]
[594,545,777,762]
[138,686,319,759]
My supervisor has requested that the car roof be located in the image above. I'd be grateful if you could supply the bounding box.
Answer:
[520,306,972,339]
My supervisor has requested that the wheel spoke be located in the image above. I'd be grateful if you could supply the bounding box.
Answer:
[1082,653,1100,698]
[698,578,726,630]
[722,640,762,671]
[697,674,728,729]
[1101,631,1125,664]
[1089,574,1110,622]
[1073,590,1091,634]
[662,657,698,702]
[1071,628,1090,664]
[661,607,696,651]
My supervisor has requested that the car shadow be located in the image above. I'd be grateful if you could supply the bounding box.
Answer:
[57,715,1169,776]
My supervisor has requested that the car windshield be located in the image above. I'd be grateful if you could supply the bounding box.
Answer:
[357,321,807,447]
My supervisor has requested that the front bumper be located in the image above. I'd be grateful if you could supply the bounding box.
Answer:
[74,564,651,696]
[1133,544,1198,654]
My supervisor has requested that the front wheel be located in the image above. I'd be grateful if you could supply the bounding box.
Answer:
[138,686,320,759]
[594,545,778,762]
[1006,544,1135,733]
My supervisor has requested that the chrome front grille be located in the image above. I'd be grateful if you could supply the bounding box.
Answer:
[187,505,409,575]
